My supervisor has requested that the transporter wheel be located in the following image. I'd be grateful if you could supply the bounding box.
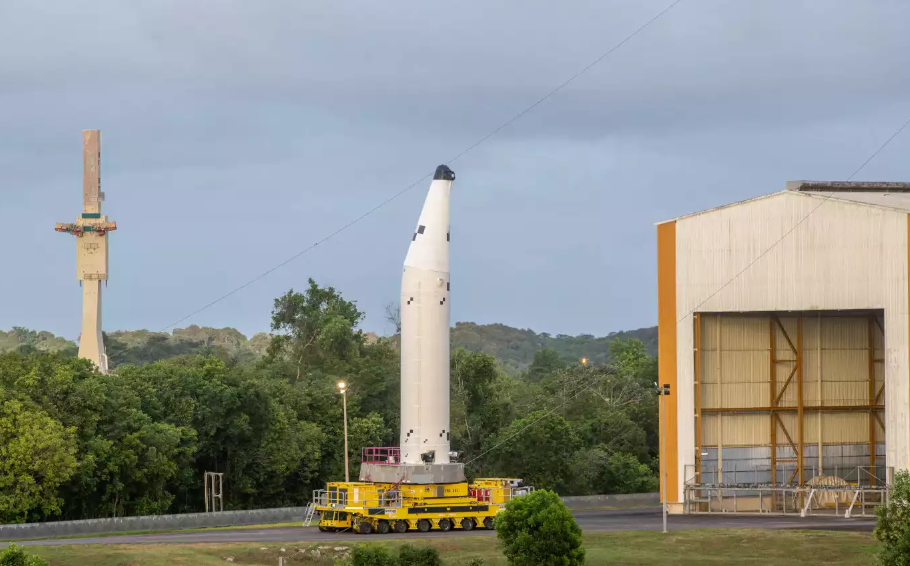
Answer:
[394,521,409,533]
[358,521,373,535]
[438,519,453,532]
[460,518,475,531]
[417,519,432,532]
[318,525,328,532]
[377,520,390,534]
[483,517,495,530]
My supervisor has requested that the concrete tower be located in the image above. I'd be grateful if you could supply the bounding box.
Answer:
[55,130,117,374]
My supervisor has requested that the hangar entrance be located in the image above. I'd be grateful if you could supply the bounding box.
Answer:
[685,311,888,515]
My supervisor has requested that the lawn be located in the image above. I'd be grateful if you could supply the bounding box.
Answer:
[24,529,878,566]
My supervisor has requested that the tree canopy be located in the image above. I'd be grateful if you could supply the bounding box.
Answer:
[0,280,658,522]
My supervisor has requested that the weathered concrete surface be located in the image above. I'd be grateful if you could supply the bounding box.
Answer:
[560,493,660,509]
[0,507,308,541]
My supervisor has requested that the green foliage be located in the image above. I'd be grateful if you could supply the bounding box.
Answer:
[0,544,48,566]
[495,489,585,566]
[0,279,660,522]
[398,544,442,566]
[0,399,78,523]
[350,543,396,566]
[0,328,76,357]
[463,560,487,566]
[484,411,581,492]
[875,469,910,566]
[452,322,657,374]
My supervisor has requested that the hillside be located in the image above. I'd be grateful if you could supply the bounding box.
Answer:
[0,322,658,370]
[451,322,658,373]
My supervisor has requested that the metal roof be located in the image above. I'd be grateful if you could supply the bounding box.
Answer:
[656,181,910,224]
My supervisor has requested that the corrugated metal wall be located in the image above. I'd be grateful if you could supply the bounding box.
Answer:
[698,312,885,485]
[672,192,906,497]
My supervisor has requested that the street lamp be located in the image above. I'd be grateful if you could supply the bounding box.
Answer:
[338,381,349,482]
[657,382,671,533]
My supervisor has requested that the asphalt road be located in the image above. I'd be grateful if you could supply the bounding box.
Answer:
[11,508,874,547]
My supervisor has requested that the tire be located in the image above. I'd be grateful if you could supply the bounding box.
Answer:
[417,519,432,532]
[438,519,452,532]
[394,521,409,533]
[483,517,495,530]
[377,520,390,534]
[318,525,327,532]
[460,518,475,531]
[358,521,373,535]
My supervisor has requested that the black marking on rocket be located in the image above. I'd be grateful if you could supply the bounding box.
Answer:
[447,282,450,291]
[407,297,413,305]
[418,225,425,234]
[447,232,450,242]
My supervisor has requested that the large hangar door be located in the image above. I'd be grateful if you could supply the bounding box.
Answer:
[696,311,885,487]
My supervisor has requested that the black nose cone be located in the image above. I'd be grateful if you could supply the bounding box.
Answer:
[433,165,455,181]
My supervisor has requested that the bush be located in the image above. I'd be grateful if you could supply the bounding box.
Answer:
[350,544,396,566]
[875,470,910,566]
[0,544,49,566]
[495,489,585,566]
[398,544,442,566]
[464,560,487,566]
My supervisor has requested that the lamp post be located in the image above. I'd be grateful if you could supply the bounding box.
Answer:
[657,382,670,533]
[338,381,349,482]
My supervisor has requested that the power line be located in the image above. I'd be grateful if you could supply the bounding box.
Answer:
[161,0,685,331]
[465,113,910,467]
[678,114,910,323]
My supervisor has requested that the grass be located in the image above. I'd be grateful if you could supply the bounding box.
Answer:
[24,529,879,565]
[5,522,308,542]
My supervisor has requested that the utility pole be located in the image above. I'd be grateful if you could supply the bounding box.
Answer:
[658,383,670,534]
[338,381,349,482]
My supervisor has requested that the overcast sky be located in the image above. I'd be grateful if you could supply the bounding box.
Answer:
[2,0,909,341]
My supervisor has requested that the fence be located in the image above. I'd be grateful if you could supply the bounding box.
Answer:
[0,507,309,541]
[0,493,660,541]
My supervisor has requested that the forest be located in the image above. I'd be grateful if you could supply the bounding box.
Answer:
[0,279,659,524]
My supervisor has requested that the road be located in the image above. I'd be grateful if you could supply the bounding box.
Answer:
[11,508,874,547]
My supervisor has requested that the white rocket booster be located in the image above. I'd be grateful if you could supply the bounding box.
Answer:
[400,165,454,465]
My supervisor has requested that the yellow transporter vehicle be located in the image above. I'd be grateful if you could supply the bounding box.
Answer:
[311,449,533,534]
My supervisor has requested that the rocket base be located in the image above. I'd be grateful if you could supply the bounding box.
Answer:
[359,463,466,484]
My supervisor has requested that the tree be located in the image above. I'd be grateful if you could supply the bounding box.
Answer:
[384,302,401,334]
[268,279,366,382]
[0,400,78,523]
[483,411,580,491]
[527,349,564,382]
[0,543,49,566]
[875,469,910,566]
[495,489,585,566]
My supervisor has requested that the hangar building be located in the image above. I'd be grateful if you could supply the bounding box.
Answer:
[656,181,910,514]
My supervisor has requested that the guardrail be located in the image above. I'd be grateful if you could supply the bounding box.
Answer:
[0,493,661,541]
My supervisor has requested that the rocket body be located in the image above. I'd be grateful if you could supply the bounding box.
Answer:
[400,165,454,465]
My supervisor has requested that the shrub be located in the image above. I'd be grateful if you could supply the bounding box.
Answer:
[0,544,49,566]
[350,543,396,566]
[464,559,487,566]
[875,470,910,566]
[495,489,585,566]
[398,544,442,566]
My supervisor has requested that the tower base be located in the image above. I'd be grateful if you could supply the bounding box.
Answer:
[359,462,466,484]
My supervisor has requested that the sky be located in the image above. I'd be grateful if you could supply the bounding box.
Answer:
[1,0,909,341]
